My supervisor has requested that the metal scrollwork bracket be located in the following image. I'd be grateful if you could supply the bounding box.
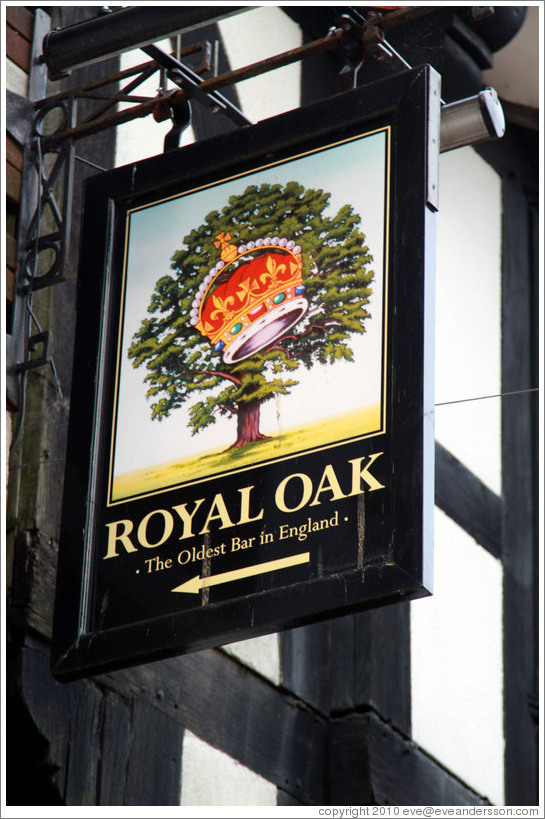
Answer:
[25,97,77,292]
[6,9,58,413]
[6,22,215,413]
[7,98,75,412]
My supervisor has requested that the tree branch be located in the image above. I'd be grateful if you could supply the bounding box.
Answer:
[177,355,242,386]
[197,370,242,386]
[305,323,333,334]
[269,323,333,358]
[279,323,335,347]
[268,344,291,359]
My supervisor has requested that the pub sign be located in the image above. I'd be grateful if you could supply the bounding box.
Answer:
[52,67,438,679]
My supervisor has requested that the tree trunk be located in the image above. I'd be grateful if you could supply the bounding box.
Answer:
[229,399,270,449]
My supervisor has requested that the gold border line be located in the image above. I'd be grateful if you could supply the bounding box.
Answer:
[126,125,391,217]
[107,125,391,506]
[107,211,133,507]
[108,421,384,507]
[382,126,391,434]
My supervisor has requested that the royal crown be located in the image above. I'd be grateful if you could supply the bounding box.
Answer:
[190,232,309,363]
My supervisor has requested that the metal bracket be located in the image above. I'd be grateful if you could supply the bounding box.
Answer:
[142,42,252,127]
[6,29,213,410]
[24,97,77,291]
[17,332,51,373]
[7,97,76,406]
[6,9,52,409]
[163,99,193,153]
[336,10,415,74]
[427,68,442,211]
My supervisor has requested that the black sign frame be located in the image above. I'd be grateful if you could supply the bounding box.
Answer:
[52,66,438,680]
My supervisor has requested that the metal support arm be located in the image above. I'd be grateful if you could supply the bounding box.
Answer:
[41,5,247,78]
[142,43,252,128]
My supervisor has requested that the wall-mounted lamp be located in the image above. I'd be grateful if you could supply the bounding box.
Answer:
[440,88,505,152]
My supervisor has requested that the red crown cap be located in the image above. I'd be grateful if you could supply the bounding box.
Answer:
[190,234,309,363]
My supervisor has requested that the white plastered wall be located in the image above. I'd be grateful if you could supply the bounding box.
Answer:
[433,148,502,495]
[115,38,195,166]
[219,6,302,122]
[180,731,277,807]
[412,148,504,805]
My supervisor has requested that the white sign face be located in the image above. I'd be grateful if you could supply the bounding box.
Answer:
[110,128,389,505]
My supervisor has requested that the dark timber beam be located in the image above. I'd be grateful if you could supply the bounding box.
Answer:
[501,179,538,805]
[477,132,538,805]
[12,636,184,804]
[435,441,502,558]
[16,635,327,805]
[18,633,498,806]
[328,713,491,805]
[98,647,328,804]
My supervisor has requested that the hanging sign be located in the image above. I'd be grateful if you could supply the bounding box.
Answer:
[52,66,438,679]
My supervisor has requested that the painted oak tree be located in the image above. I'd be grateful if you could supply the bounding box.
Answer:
[129,181,375,449]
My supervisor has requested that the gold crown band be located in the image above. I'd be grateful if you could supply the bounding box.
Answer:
[188,235,308,363]
[190,239,302,321]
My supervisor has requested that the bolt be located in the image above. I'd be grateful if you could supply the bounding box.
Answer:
[471,6,494,22]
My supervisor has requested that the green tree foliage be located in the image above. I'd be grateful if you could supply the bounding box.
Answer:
[129,181,375,447]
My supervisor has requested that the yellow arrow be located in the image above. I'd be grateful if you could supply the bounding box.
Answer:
[171,551,310,594]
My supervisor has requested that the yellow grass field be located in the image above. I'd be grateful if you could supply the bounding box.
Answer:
[111,403,382,503]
